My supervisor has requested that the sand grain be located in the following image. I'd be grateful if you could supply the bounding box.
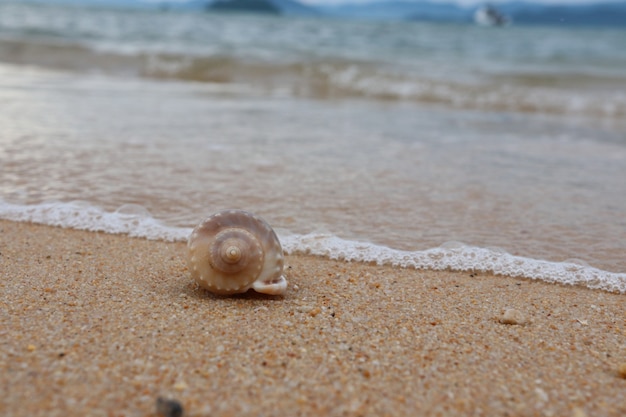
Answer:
[1,220,624,416]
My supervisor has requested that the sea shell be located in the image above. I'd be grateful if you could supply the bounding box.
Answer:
[187,210,287,295]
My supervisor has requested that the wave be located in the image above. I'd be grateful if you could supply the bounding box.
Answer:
[1,200,624,294]
[0,200,191,241]
[281,235,626,294]
[1,37,625,119]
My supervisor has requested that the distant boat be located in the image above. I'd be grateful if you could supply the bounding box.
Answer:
[474,5,509,26]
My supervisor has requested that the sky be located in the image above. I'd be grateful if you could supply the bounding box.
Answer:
[143,0,623,4]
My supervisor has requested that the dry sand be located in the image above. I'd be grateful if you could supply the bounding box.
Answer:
[0,220,624,416]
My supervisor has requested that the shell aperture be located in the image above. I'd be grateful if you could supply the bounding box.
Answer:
[187,210,287,295]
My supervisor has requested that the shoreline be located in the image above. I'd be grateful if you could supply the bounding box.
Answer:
[1,220,624,416]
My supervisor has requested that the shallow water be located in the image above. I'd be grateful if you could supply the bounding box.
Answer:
[2,2,626,117]
[1,3,625,292]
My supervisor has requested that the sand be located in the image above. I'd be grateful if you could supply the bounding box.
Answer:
[0,220,624,417]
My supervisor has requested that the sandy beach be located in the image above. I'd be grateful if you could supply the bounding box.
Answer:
[0,219,624,416]
[2,3,626,416]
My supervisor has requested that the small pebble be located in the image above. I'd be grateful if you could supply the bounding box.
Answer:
[156,397,184,417]
[173,381,188,391]
[296,305,315,313]
[499,308,526,325]
[309,307,321,317]
[618,363,626,379]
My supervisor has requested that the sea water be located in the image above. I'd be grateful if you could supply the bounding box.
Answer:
[0,2,625,293]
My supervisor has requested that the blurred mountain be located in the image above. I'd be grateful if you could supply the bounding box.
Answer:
[12,0,320,15]
[206,0,319,15]
[271,0,321,15]
[319,1,626,27]
[12,0,626,26]
[208,0,281,14]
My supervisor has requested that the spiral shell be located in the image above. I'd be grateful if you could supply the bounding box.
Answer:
[187,210,287,295]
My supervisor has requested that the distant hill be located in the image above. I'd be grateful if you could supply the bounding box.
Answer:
[270,0,320,16]
[320,1,626,27]
[208,0,281,14]
[13,0,626,27]
[13,0,318,15]
[206,0,319,16]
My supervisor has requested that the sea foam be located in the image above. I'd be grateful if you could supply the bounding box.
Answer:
[0,200,190,242]
[1,200,624,294]
[280,234,626,294]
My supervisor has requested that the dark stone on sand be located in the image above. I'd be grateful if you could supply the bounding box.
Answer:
[156,397,184,417]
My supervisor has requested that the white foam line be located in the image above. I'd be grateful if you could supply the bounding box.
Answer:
[1,200,624,294]
[0,200,191,242]
[280,233,626,294]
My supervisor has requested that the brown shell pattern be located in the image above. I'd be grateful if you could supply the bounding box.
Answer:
[187,210,285,295]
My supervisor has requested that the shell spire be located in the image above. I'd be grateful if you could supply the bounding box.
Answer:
[187,210,287,295]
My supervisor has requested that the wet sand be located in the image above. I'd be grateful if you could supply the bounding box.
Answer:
[1,220,624,416]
